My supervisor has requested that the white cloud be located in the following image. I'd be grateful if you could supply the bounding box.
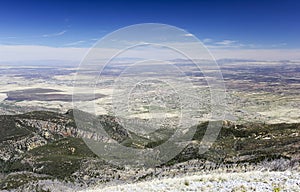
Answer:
[42,30,67,37]
[202,38,213,43]
[64,40,86,46]
[202,39,258,49]
[183,33,194,37]
[201,39,248,49]
[215,40,237,45]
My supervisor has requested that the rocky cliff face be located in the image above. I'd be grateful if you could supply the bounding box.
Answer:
[0,110,132,161]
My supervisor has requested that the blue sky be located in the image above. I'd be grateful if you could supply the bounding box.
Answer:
[0,0,299,48]
[0,0,299,62]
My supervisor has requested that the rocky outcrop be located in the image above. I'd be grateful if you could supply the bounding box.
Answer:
[0,110,132,161]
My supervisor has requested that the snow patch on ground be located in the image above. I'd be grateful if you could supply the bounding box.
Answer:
[82,171,300,192]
